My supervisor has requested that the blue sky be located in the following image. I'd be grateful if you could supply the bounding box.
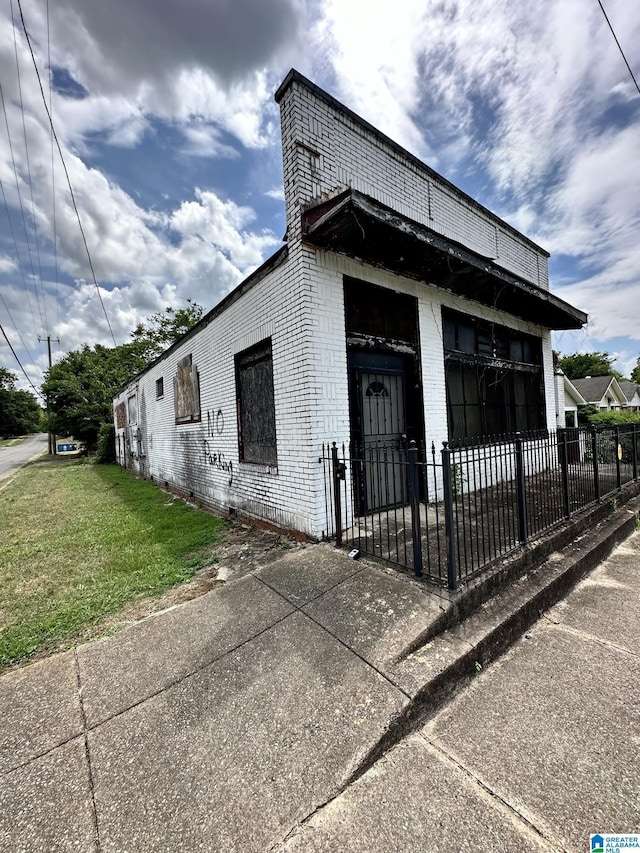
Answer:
[0,0,639,396]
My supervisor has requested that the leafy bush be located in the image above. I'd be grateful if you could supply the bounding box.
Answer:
[96,422,116,464]
[577,403,598,425]
[588,411,640,426]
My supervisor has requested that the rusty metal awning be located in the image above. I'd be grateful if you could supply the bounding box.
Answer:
[302,190,587,331]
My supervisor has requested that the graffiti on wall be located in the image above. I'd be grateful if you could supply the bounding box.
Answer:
[203,440,233,486]
[207,408,224,436]
[203,408,232,485]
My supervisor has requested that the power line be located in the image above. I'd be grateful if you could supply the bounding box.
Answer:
[10,0,47,335]
[0,81,41,334]
[0,174,42,348]
[16,0,117,347]
[46,0,60,349]
[596,0,640,96]
[0,287,39,366]
[0,322,43,400]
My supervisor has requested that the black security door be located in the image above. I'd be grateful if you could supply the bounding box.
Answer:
[344,276,424,513]
[350,352,408,510]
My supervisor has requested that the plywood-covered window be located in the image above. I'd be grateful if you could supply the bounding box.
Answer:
[443,309,545,443]
[127,395,137,424]
[235,339,277,466]
[174,355,200,424]
[115,402,126,429]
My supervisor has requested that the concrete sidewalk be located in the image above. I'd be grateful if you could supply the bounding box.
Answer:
[279,530,640,853]
[0,501,639,852]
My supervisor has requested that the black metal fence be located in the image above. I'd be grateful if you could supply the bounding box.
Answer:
[320,424,640,590]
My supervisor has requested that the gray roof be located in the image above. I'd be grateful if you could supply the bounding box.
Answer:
[619,380,640,402]
[571,375,618,403]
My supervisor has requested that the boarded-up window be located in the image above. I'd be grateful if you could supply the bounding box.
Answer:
[127,395,137,424]
[115,402,126,429]
[235,339,277,466]
[174,355,201,424]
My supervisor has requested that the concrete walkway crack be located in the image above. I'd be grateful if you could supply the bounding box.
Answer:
[0,732,84,778]
[552,621,639,659]
[84,607,295,732]
[253,574,411,699]
[268,787,346,852]
[74,649,101,853]
[422,735,570,853]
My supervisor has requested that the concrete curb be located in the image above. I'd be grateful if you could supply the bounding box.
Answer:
[347,492,640,785]
[403,478,640,652]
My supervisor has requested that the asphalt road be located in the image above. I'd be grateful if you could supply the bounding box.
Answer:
[0,433,48,482]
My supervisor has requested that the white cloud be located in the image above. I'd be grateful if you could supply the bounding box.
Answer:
[169,189,281,270]
[308,0,432,160]
[265,187,285,201]
[1,0,639,395]
[180,124,239,160]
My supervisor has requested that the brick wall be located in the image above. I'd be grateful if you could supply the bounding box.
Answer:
[113,73,557,539]
[114,246,325,536]
[277,75,549,289]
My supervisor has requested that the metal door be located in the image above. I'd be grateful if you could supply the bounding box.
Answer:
[359,368,407,510]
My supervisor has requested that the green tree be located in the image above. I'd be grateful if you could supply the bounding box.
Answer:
[42,303,203,452]
[129,299,203,363]
[631,358,640,385]
[558,351,624,380]
[0,368,43,438]
[42,343,145,450]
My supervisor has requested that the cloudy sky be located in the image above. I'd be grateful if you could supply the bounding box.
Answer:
[1,0,639,396]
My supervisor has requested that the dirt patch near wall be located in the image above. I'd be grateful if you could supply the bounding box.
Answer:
[71,521,305,647]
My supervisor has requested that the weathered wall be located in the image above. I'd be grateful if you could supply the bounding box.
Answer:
[276,73,555,535]
[277,73,549,289]
[114,248,323,536]
[300,250,555,454]
[113,72,558,539]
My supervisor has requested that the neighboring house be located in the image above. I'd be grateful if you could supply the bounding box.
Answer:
[619,380,640,412]
[571,376,627,412]
[554,368,587,428]
[113,69,586,538]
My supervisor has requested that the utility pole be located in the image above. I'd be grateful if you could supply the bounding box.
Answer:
[39,335,60,455]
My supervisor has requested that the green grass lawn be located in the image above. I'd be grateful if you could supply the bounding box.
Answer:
[0,458,224,670]
[0,437,23,447]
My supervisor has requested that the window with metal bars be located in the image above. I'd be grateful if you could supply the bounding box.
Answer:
[443,309,545,443]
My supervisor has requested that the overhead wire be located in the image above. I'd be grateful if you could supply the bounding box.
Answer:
[0,81,40,335]
[16,0,118,347]
[0,174,40,333]
[45,0,60,353]
[9,0,47,337]
[0,287,38,366]
[0,322,43,400]
[596,0,640,96]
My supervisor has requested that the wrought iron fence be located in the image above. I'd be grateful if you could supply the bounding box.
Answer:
[320,424,640,590]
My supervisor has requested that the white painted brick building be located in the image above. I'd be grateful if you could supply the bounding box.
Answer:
[114,70,586,538]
